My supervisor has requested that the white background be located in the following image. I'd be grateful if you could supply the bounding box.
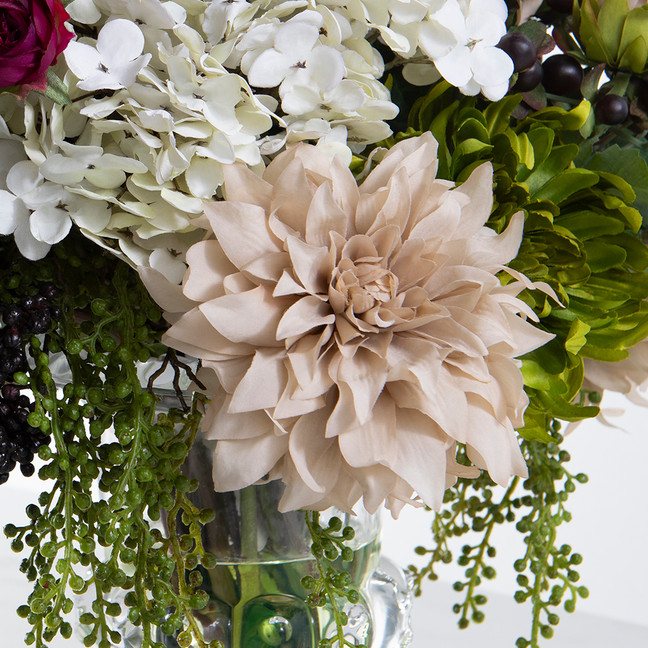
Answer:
[1,391,647,647]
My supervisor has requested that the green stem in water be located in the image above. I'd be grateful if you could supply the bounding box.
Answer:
[232,486,260,647]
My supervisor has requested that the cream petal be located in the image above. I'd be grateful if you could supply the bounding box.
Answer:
[387,407,450,510]
[285,235,334,295]
[328,155,360,216]
[326,377,359,438]
[183,240,237,302]
[274,269,309,297]
[448,163,494,236]
[223,162,272,209]
[274,375,326,418]
[335,348,388,425]
[360,131,438,195]
[286,329,335,398]
[288,408,339,493]
[164,308,253,360]
[204,399,275,440]
[202,357,253,394]
[212,433,289,491]
[355,190,388,235]
[338,396,397,468]
[270,157,316,235]
[229,349,287,413]
[200,286,289,346]
[464,410,528,485]
[305,182,349,247]
[203,200,283,276]
[366,167,412,237]
[351,465,398,514]
[276,295,335,340]
[138,267,196,318]
[466,211,524,271]
[390,238,437,292]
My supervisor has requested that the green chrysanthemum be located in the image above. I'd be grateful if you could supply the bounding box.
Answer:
[402,83,648,439]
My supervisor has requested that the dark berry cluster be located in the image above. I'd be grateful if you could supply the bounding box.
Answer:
[498,31,543,93]
[0,384,50,485]
[0,283,61,484]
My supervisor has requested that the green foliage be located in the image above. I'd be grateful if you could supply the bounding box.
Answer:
[303,513,365,648]
[0,235,217,648]
[574,0,648,73]
[410,428,588,647]
[512,434,590,648]
[408,84,648,439]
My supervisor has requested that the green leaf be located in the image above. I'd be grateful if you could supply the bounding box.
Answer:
[526,145,579,196]
[535,392,600,421]
[618,35,648,73]
[579,0,610,61]
[564,319,591,355]
[597,0,629,59]
[44,69,71,106]
[583,239,627,272]
[607,233,648,270]
[579,345,629,361]
[557,211,624,241]
[483,95,522,136]
[618,6,648,62]
[586,145,648,214]
[532,168,599,203]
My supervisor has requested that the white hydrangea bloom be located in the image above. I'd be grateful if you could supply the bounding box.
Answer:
[0,160,110,260]
[64,19,152,91]
[331,0,513,100]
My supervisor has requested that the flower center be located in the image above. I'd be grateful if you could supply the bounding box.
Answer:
[333,256,398,316]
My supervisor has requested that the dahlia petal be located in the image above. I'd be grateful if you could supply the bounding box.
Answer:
[229,349,287,413]
[305,182,349,247]
[200,287,289,346]
[139,268,194,318]
[466,211,524,270]
[464,411,528,486]
[387,408,450,510]
[361,131,438,195]
[338,396,397,468]
[289,410,338,493]
[164,308,253,360]
[276,295,335,340]
[203,201,282,274]
[212,434,289,491]
[285,235,334,295]
[335,349,388,425]
[184,240,237,302]
[204,397,274,440]
[223,163,272,208]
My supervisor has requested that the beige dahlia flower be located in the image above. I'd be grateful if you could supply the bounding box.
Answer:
[157,133,554,515]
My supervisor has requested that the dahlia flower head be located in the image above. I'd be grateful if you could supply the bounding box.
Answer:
[149,133,554,516]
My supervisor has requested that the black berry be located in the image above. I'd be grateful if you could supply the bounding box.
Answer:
[542,55,583,97]
[512,59,544,93]
[498,32,538,73]
[594,94,629,124]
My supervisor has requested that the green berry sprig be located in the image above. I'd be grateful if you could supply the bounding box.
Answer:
[303,512,365,648]
[513,430,589,648]
[409,465,518,629]
[1,235,217,648]
[410,425,589,647]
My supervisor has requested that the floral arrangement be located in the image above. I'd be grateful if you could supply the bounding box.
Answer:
[2,0,648,647]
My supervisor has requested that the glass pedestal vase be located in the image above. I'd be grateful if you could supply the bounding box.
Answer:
[159,436,413,648]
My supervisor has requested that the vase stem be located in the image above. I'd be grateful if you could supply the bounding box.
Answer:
[231,485,260,646]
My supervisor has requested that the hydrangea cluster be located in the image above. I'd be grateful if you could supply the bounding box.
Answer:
[0,0,514,276]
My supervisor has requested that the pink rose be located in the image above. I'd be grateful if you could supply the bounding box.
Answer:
[0,0,74,93]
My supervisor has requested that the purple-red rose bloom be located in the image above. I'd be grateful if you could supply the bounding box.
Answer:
[0,0,73,93]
